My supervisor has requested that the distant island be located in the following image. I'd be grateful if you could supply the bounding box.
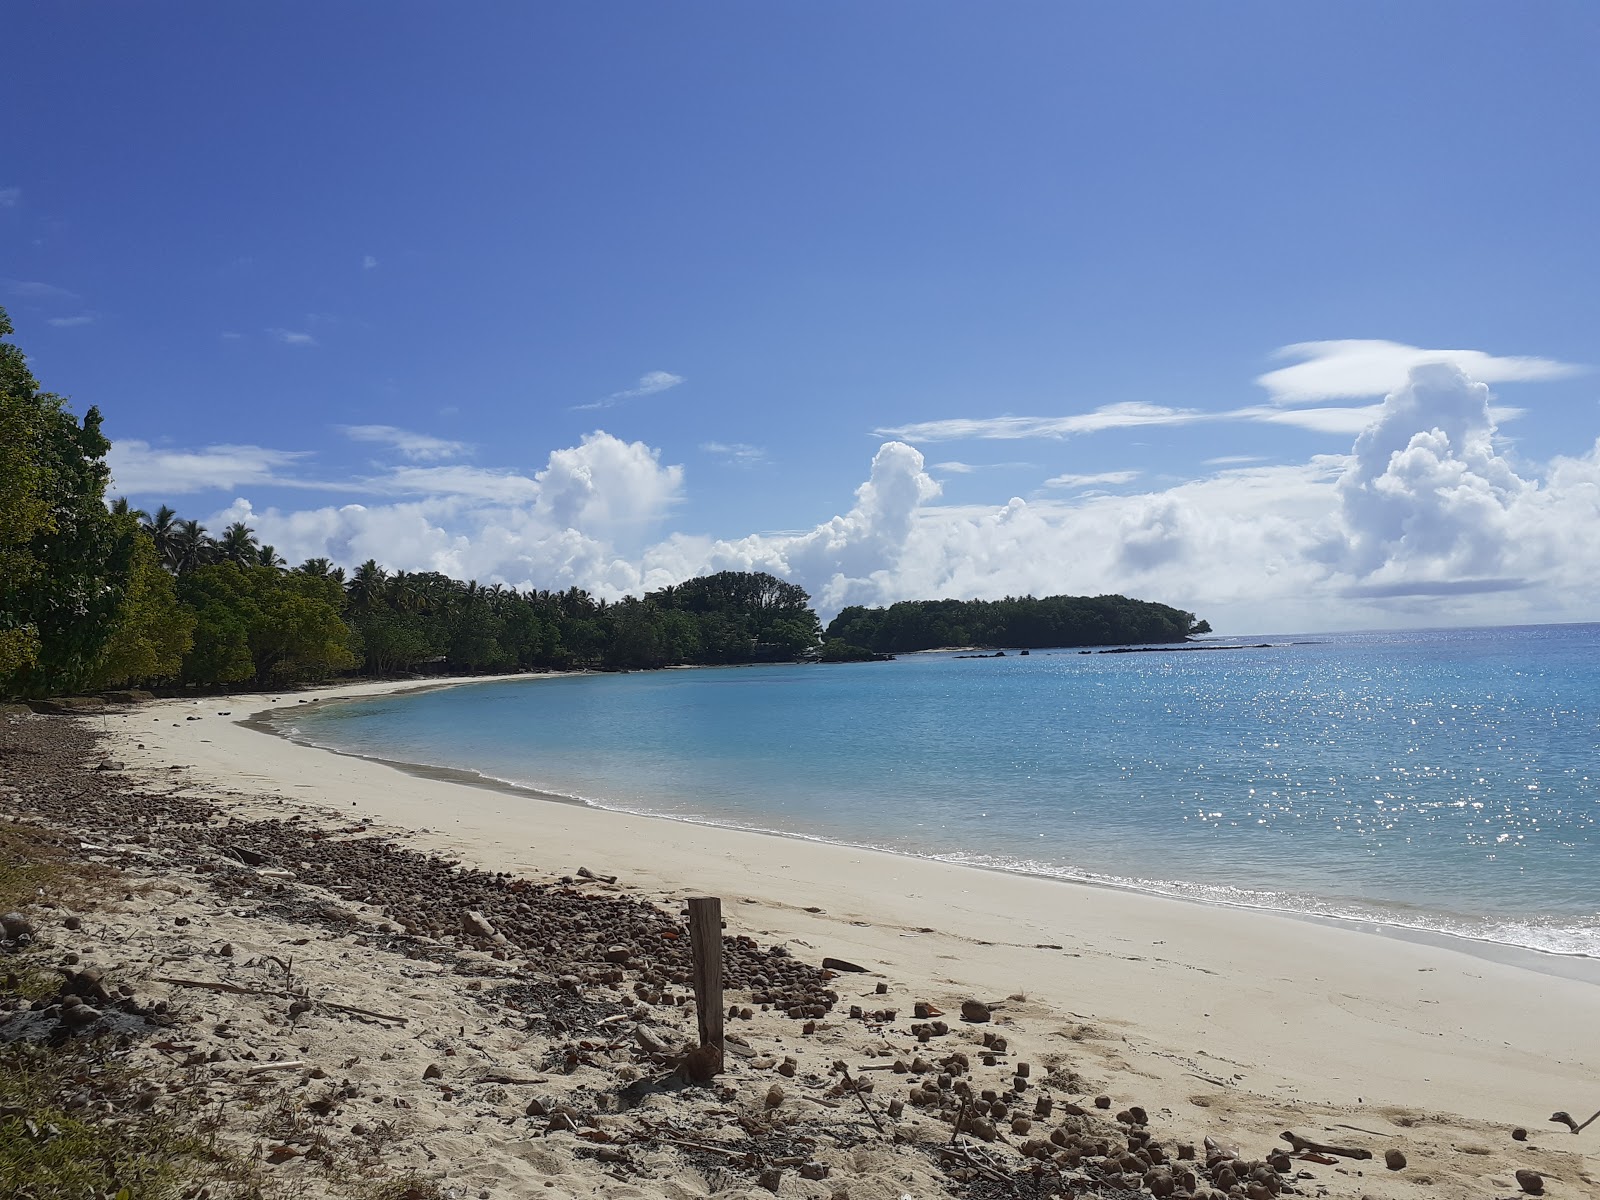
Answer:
[822,594,1210,659]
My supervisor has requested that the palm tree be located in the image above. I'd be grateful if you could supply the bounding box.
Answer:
[385,569,420,613]
[171,520,213,574]
[141,504,181,569]
[217,522,260,566]
[346,559,388,611]
[110,496,147,521]
[257,544,286,570]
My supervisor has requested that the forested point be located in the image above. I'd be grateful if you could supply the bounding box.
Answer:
[822,595,1211,655]
[1,307,1205,699]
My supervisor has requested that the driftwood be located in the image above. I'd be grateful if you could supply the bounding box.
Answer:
[837,1066,885,1134]
[945,1144,1011,1184]
[154,976,408,1025]
[1281,1130,1372,1160]
[1550,1108,1600,1135]
[243,1060,308,1075]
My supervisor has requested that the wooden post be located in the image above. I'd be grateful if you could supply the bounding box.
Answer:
[687,896,725,1071]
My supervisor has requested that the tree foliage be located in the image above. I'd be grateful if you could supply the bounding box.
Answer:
[824,594,1211,653]
[0,307,135,697]
[89,526,195,689]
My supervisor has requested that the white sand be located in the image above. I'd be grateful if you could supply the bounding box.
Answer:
[92,675,1600,1195]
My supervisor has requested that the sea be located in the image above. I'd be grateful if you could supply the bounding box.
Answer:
[276,624,1600,963]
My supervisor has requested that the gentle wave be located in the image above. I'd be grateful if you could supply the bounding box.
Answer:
[270,709,1599,962]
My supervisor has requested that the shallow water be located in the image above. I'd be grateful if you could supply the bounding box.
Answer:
[282,624,1600,958]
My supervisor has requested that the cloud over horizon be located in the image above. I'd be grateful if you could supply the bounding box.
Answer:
[106,356,1600,632]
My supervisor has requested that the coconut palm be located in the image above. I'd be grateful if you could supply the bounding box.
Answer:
[141,504,181,569]
[346,559,388,611]
[109,496,147,521]
[171,520,213,574]
[385,569,421,613]
[217,522,260,566]
[257,544,286,571]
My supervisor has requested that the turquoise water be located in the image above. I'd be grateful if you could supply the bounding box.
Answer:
[281,625,1600,958]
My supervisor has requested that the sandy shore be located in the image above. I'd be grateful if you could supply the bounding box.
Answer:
[86,675,1600,1195]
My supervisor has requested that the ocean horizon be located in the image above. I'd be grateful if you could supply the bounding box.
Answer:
[275,622,1600,962]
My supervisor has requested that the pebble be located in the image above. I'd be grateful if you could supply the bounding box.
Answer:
[0,911,35,940]
[1385,1149,1407,1170]
[1515,1169,1544,1195]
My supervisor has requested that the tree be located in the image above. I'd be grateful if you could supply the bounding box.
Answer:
[0,311,51,681]
[171,520,213,574]
[141,504,181,569]
[91,525,195,688]
[217,521,260,567]
[346,559,388,611]
[0,307,135,698]
[178,562,355,686]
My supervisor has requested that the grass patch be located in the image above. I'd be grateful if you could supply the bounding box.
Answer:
[0,1042,219,1200]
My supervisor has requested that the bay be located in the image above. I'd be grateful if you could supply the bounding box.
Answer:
[280,623,1600,958]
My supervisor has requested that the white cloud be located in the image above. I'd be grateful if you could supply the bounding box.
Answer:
[377,465,541,504]
[105,356,1600,633]
[362,255,378,270]
[107,441,315,496]
[6,280,78,301]
[574,370,685,411]
[1043,470,1141,489]
[0,188,19,207]
[46,313,96,328]
[230,433,684,589]
[340,424,469,462]
[1312,363,1539,593]
[1258,339,1583,404]
[268,328,317,346]
[701,441,768,467]
[879,402,1204,443]
[1204,455,1266,466]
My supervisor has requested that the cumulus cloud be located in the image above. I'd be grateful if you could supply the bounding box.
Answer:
[1258,339,1582,404]
[340,424,469,461]
[108,355,1600,631]
[225,433,685,590]
[574,370,685,411]
[1312,363,1546,595]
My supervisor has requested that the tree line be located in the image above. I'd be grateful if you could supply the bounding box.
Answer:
[1,305,1209,699]
[823,593,1210,655]
[0,307,824,699]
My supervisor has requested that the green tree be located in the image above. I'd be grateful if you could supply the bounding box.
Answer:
[0,313,50,680]
[0,307,135,698]
[171,519,213,574]
[178,563,355,687]
[177,564,259,687]
[91,526,195,688]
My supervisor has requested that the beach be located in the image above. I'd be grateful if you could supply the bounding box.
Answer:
[15,675,1597,1197]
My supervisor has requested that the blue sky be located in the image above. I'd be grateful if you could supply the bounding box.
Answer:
[5,3,1598,631]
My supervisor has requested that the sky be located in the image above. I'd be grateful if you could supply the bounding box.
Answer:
[4,2,1599,633]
